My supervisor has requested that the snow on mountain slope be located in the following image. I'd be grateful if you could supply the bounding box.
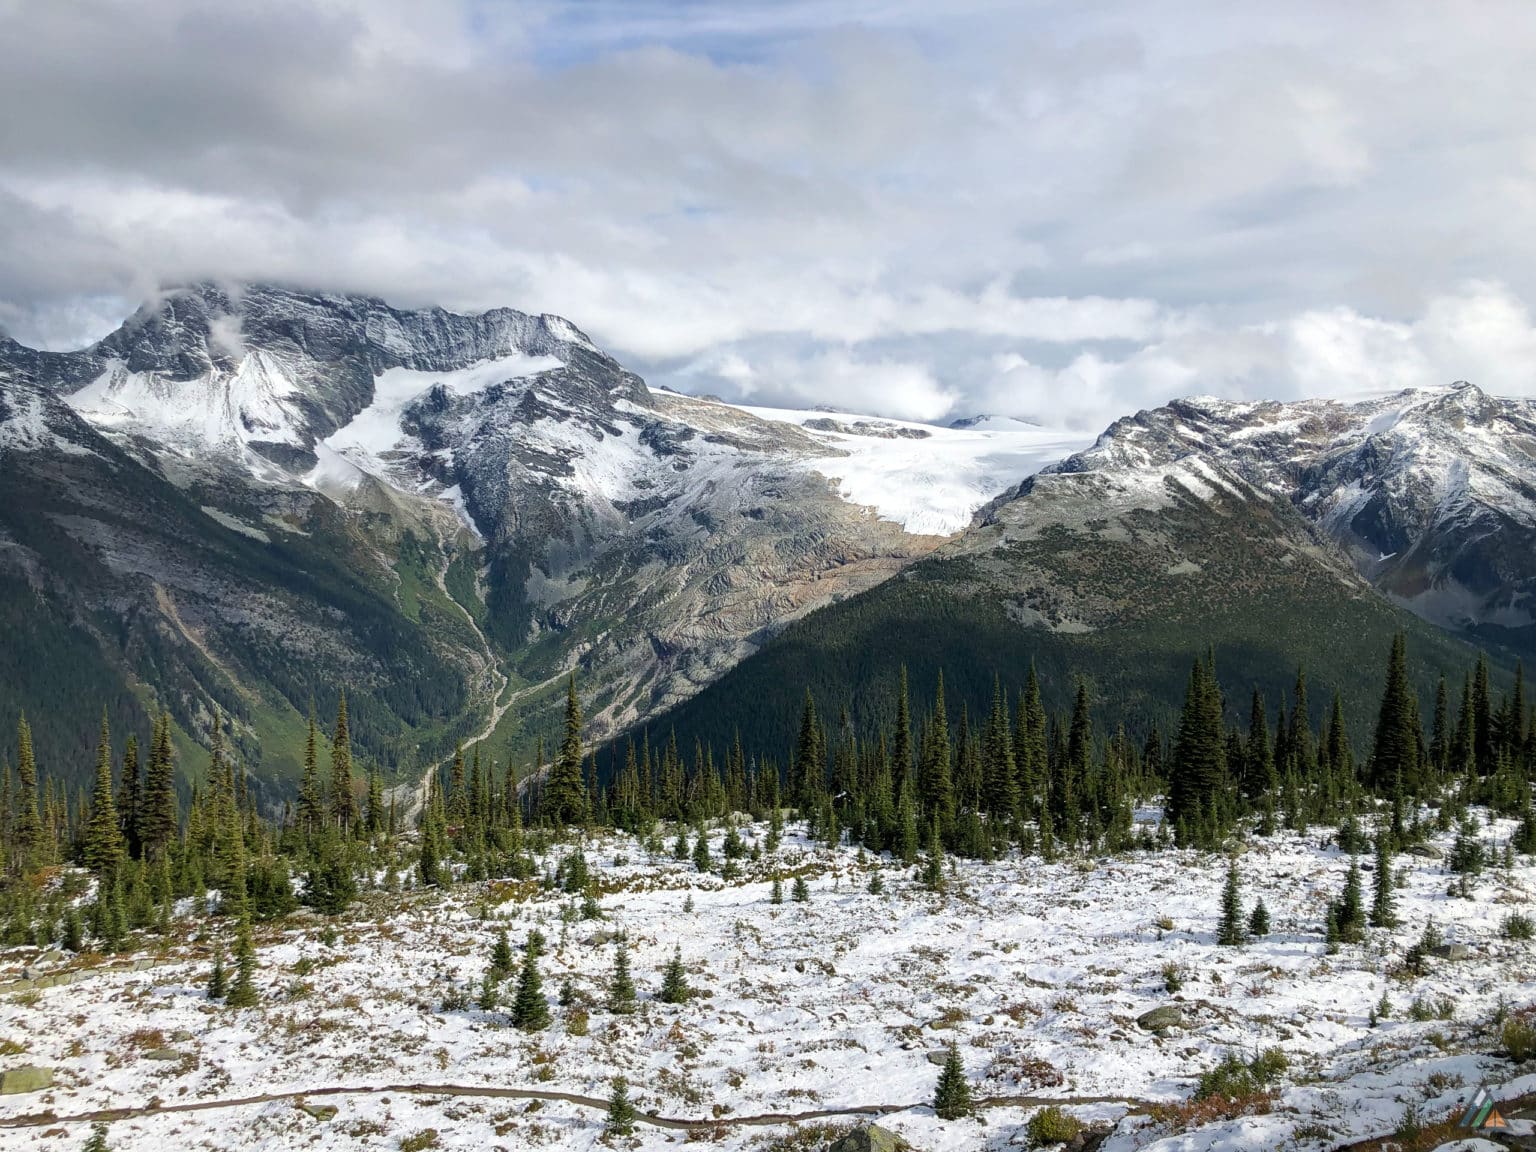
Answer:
[316,351,562,486]
[736,404,1089,534]
[66,351,310,464]
[1019,381,1536,643]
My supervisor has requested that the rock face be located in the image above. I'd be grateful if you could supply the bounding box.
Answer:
[0,1065,54,1094]
[0,283,947,781]
[826,1123,902,1152]
[1136,1006,1184,1031]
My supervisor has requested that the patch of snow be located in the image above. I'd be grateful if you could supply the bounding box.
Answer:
[437,484,483,539]
[67,352,308,457]
[734,404,1090,534]
[322,352,561,482]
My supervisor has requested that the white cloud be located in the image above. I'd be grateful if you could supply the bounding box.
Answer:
[2,0,1536,431]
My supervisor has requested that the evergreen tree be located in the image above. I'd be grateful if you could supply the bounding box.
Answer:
[608,939,636,1013]
[82,712,123,876]
[922,819,947,893]
[769,874,783,904]
[544,677,589,825]
[12,715,43,874]
[918,672,955,834]
[1368,634,1420,796]
[1248,898,1270,937]
[224,915,259,1008]
[477,968,500,1012]
[1242,690,1276,801]
[1429,676,1451,778]
[1217,859,1247,946]
[118,734,141,861]
[418,816,442,887]
[1017,664,1049,812]
[1168,658,1227,846]
[932,1041,973,1120]
[329,693,355,833]
[894,780,919,865]
[138,712,176,866]
[297,705,324,839]
[893,666,913,783]
[491,928,515,975]
[1331,857,1365,945]
[982,675,1018,823]
[511,948,551,1030]
[791,874,811,903]
[1369,832,1396,928]
[659,946,690,1003]
[605,1076,637,1137]
[207,943,227,1000]
[1473,653,1493,775]
[83,1122,111,1152]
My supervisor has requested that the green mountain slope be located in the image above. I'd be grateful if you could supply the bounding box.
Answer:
[644,458,1507,760]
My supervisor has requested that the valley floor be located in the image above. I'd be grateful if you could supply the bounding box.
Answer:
[0,813,1533,1152]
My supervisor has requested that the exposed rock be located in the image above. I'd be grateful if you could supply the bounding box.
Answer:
[297,1102,339,1121]
[0,1066,54,1094]
[1409,845,1444,859]
[826,1122,902,1152]
[1431,944,1472,960]
[1137,1006,1185,1031]
[143,1049,183,1061]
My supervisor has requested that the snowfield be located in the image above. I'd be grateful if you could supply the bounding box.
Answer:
[1,812,1533,1152]
[733,406,1089,535]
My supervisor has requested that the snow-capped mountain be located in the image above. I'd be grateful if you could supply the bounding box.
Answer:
[1027,383,1536,644]
[0,283,1077,778]
[7,280,1529,783]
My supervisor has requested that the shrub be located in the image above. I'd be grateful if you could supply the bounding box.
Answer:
[1026,1105,1081,1146]
[1194,1049,1287,1101]
[1502,1010,1536,1062]
[400,1131,441,1152]
[1162,962,1184,994]
[1503,913,1535,942]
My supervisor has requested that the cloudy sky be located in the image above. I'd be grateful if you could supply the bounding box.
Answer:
[2,0,1535,429]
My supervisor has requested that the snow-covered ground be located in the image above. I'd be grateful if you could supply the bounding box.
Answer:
[734,406,1089,535]
[1,813,1532,1152]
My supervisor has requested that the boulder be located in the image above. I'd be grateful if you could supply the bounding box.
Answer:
[1137,1006,1184,1031]
[297,1102,339,1121]
[143,1049,183,1061]
[827,1123,901,1152]
[0,1066,53,1094]
[926,1051,947,1065]
[1408,845,1443,859]
[1431,944,1471,961]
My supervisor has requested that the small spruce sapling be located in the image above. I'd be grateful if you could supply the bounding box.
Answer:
[792,875,811,903]
[933,1041,973,1120]
[207,944,227,1000]
[1248,898,1271,938]
[490,928,514,975]
[660,946,690,1004]
[224,915,259,1008]
[605,1075,637,1137]
[1370,833,1397,928]
[511,949,551,1031]
[1217,860,1247,946]
[477,969,500,1012]
[608,940,636,1014]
